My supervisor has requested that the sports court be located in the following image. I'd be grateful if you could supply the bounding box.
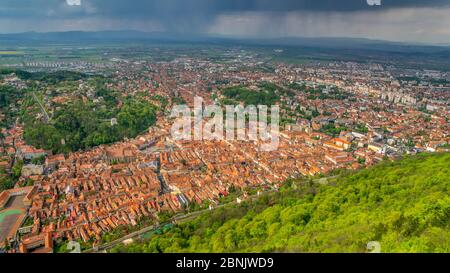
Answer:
[0,195,27,246]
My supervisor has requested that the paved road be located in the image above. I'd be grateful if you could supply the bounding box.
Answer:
[31,92,50,122]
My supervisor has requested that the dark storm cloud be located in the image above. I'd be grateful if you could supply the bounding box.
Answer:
[3,0,450,19]
[1,0,450,43]
[0,0,87,18]
[86,0,450,33]
[62,0,450,19]
[68,0,450,14]
[137,0,449,13]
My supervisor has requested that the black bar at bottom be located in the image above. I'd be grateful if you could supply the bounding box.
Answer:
[0,253,446,272]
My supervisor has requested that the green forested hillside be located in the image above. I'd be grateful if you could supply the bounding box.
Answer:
[111,153,450,253]
[22,95,157,154]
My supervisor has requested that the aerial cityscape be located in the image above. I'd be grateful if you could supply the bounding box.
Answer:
[0,0,448,258]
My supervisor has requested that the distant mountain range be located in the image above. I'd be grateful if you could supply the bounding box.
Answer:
[0,30,449,53]
[1,30,450,71]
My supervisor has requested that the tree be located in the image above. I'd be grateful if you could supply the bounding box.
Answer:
[31,155,46,165]
[12,160,24,179]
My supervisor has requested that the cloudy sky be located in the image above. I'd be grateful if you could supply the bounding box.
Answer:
[1,0,450,44]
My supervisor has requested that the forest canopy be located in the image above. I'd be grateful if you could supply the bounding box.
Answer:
[24,97,157,154]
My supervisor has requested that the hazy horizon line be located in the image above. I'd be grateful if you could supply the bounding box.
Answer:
[1,29,449,47]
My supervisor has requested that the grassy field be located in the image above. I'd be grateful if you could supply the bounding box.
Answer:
[0,209,22,223]
[0,51,24,55]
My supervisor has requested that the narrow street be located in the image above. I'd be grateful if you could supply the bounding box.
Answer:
[31,92,50,123]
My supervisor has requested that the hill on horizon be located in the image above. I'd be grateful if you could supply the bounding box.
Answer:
[2,31,449,71]
[0,30,449,51]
